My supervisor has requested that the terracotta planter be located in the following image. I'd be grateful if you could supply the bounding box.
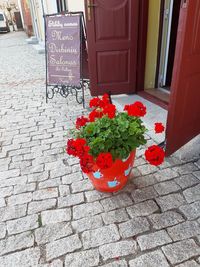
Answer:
[86,150,136,193]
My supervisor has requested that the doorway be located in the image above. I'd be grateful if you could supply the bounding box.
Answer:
[144,0,181,104]
[157,0,181,89]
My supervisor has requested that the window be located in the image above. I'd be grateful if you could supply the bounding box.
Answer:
[0,14,4,21]
[57,0,68,13]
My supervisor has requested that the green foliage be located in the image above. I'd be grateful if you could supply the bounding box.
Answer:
[78,113,147,160]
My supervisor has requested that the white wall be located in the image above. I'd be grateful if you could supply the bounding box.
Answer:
[46,0,57,14]
[67,0,85,13]
[36,0,45,41]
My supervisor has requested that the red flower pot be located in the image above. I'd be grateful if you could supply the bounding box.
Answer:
[86,150,136,193]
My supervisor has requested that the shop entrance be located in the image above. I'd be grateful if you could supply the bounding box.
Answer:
[85,0,200,156]
[144,0,181,103]
[157,0,181,90]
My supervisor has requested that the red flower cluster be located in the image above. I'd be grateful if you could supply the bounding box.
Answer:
[89,109,104,122]
[80,153,94,173]
[154,122,165,134]
[66,139,79,157]
[76,116,89,129]
[96,152,113,169]
[67,139,114,172]
[89,94,110,109]
[89,94,116,121]
[145,145,165,166]
[89,97,102,108]
[67,138,94,173]
[101,94,110,107]
[66,138,89,158]
[103,104,116,119]
[124,101,146,117]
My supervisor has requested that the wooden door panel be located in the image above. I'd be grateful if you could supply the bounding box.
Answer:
[97,51,128,83]
[95,1,129,41]
[166,0,200,156]
[85,0,139,96]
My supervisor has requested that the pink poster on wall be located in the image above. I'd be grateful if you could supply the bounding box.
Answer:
[46,15,80,86]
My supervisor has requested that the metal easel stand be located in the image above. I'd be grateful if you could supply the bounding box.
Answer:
[46,79,89,107]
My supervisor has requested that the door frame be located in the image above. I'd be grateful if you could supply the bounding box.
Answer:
[158,0,174,87]
[155,0,165,87]
[136,0,149,91]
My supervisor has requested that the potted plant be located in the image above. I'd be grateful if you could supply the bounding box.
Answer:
[66,94,165,192]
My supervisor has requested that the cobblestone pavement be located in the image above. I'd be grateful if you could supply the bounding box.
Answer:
[0,31,200,267]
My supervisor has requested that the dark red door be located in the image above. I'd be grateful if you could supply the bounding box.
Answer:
[85,0,139,96]
[166,0,200,156]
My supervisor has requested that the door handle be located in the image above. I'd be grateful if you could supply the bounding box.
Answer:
[87,0,97,21]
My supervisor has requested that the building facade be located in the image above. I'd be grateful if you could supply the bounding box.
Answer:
[26,0,84,43]
[67,0,85,13]
[24,0,69,51]
[0,0,22,30]
[20,0,33,35]
[0,0,19,15]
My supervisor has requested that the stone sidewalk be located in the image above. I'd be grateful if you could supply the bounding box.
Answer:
[0,31,200,267]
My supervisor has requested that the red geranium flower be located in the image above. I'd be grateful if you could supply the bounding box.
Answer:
[89,97,101,108]
[66,139,77,157]
[102,93,110,100]
[154,122,165,134]
[75,140,90,158]
[124,101,146,117]
[124,105,129,111]
[80,153,94,173]
[76,116,89,129]
[66,138,89,158]
[145,145,165,166]
[89,94,111,109]
[99,93,110,107]
[103,103,116,119]
[89,109,103,122]
[96,152,113,169]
